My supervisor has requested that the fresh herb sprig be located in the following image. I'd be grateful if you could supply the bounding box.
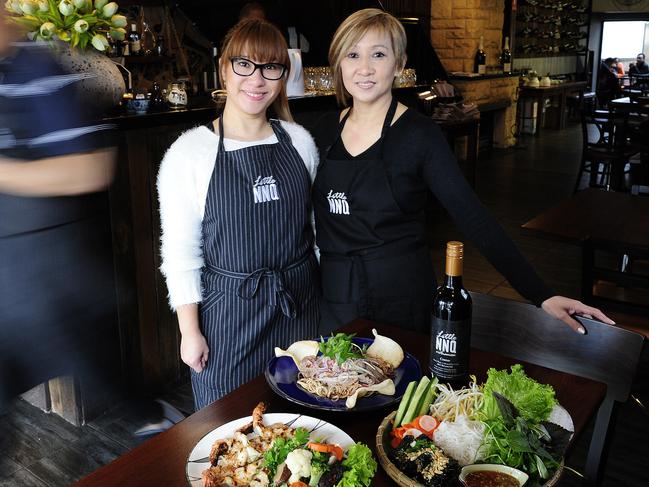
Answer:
[482,392,573,484]
[263,427,309,479]
[319,333,366,365]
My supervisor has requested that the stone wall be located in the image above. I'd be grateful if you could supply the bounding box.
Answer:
[430,1,517,148]
[452,76,519,148]
[430,0,505,74]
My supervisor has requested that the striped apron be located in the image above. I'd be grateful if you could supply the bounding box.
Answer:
[191,117,319,410]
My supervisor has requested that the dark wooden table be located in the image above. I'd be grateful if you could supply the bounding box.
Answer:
[518,81,587,136]
[521,188,649,247]
[73,319,606,487]
[610,96,649,113]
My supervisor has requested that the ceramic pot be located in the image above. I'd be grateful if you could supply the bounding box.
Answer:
[54,42,125,114]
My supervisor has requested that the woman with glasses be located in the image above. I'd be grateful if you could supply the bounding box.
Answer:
[312,9,613,336]
[158,19,319,410]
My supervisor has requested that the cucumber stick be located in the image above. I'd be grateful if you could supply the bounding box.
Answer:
[417,376,439,417]
[394,380,417,427]
[401,376,430,425]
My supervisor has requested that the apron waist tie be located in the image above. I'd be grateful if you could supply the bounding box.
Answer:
[204,253,310,319]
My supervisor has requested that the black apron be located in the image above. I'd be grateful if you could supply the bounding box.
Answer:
[192,118,319,410]
[313,99,433,334]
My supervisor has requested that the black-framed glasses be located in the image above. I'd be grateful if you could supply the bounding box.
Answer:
[230,57,287,80]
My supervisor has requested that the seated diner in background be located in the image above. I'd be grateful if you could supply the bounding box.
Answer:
[596,58,622,106]
[629,53,649,76]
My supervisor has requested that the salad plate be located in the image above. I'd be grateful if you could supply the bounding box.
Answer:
[265,337,422,412]
[186,412,354,486]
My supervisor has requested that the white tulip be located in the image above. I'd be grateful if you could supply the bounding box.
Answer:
[37,0,48,12]
[109,27,125,41]
[39,21,56,39]
[100,1,116,17]
[74,19,89,33]
[20,0,37,14]
[72,0,86,9]
[91,33,109,51]
[93,0,107,9]
[111,14,127,28]
[4,0,18,14]
[58,0,73,16]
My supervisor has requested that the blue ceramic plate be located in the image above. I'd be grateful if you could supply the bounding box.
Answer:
[265,337,422,412]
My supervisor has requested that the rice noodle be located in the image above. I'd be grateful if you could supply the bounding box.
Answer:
[297,355,393,400]
[433,414,486,466]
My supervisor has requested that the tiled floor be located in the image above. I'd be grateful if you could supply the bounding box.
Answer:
[0,123,646,486]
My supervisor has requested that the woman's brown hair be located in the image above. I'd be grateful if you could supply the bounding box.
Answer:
[329,8,407,106]
[219,18,293,121]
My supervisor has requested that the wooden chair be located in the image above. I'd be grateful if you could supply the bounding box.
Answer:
[574,109,637,193]
[471,292,645,487]
[581,237,649,317]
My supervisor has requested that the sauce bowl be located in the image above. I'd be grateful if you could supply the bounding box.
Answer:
[459,464,529,486]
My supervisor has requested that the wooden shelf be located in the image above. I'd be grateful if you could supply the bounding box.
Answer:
[121,55,174,64]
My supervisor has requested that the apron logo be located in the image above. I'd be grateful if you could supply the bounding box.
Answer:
[327,189,350,215]
[253,175,280,204]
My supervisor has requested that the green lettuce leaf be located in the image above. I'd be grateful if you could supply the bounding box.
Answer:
[335,443,377,487]
[481,364,557,423]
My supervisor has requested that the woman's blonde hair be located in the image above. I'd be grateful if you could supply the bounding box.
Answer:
[219,18,293,121]
[329,8,407,106]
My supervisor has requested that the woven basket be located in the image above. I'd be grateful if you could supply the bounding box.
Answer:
[375,411,565,487]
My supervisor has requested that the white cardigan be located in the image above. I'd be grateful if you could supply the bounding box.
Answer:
[157,121,319,310]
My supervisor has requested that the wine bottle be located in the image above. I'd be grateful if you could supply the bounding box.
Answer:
[430,241,472,388]
[129,23,142,56]
[474,36,486,75]
[501,36,512,74]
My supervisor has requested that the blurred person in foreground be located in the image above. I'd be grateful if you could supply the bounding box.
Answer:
[0,6,117,411]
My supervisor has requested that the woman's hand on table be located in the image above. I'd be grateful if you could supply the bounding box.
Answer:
[181,329,209,373]
[541,295,615,334]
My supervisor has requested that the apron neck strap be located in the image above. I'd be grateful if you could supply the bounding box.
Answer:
[217,116,225,153]
[380,97,399,139]
[333,97,398,158]
[217,116,281,153]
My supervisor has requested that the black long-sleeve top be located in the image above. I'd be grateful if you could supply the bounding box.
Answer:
[312,108,555,307]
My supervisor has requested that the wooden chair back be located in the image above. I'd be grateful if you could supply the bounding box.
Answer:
[581,109,629,154]
[471,292,645,487]
[581,237,649,317]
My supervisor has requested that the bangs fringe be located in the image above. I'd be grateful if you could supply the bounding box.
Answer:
[221,20,289,66]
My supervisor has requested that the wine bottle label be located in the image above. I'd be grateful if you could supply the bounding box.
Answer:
[504,62,511,72]
[132,40,141,53]
[478,64,486,75]
[429,317,471,381]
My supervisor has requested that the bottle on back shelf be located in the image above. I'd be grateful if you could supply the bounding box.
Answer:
[474,35,486,75]
[501,36,512,74]
[430,241,472,388]
[129,23,142,55]
[141,21,156,55]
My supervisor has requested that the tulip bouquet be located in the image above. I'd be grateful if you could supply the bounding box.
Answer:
[4,0,127,51]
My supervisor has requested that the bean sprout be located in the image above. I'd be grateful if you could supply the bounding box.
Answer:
[429,376,484,421]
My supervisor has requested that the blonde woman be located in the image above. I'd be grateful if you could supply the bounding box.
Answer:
[312,8,612,334]
[158,19,319,410]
